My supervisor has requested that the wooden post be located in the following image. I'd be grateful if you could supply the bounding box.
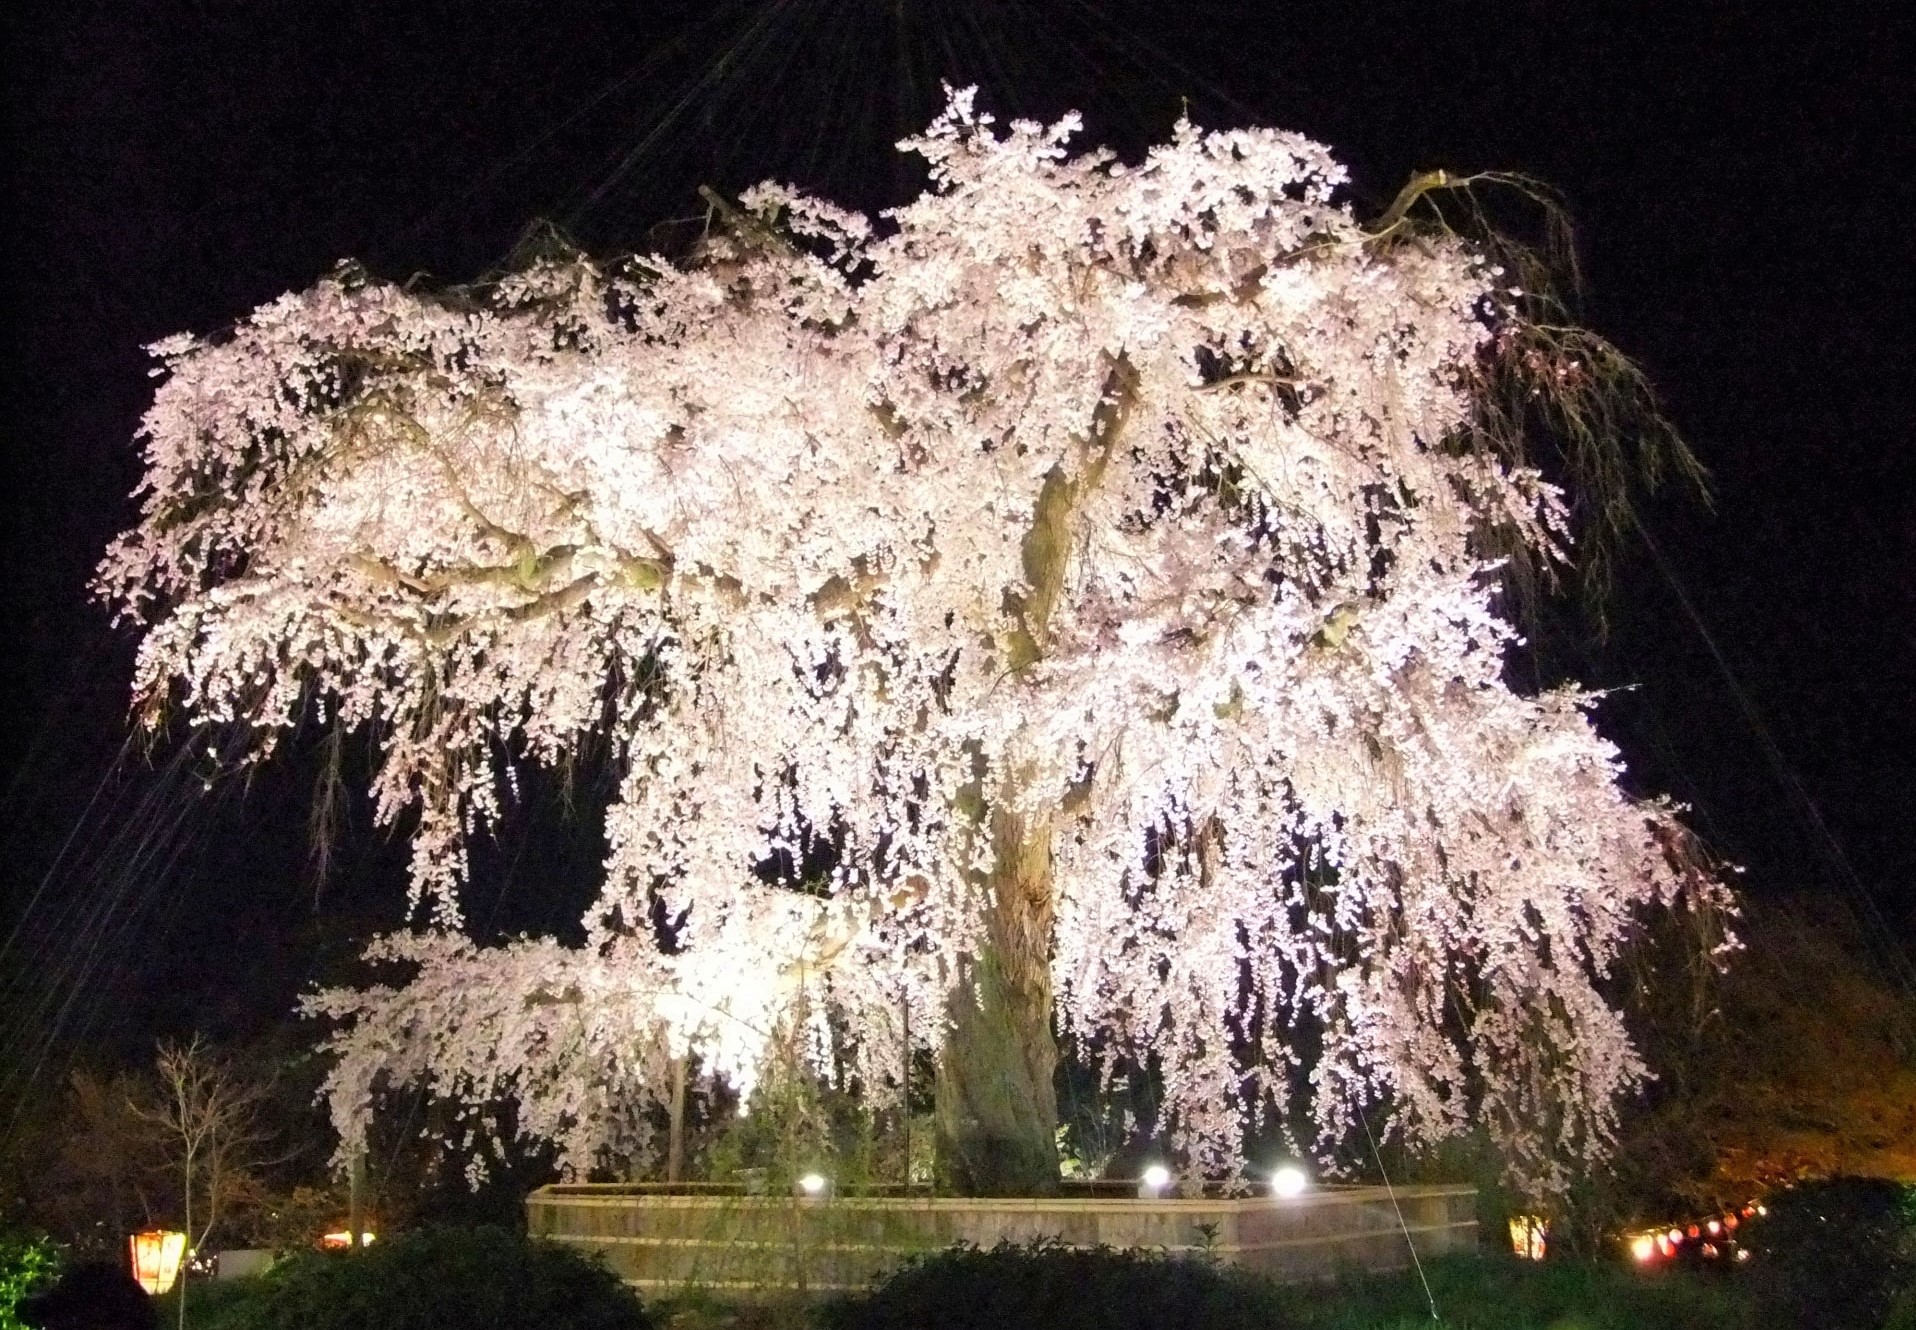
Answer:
[666,1055,688,1184]
[347,1145,367,1250]
[900,996,911,1186]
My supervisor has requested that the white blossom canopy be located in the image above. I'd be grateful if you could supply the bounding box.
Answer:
[101,92,1726,1192]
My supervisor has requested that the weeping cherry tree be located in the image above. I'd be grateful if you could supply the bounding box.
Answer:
[100,92,1728,1198]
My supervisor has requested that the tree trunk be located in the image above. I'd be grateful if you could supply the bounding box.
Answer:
[179,1151,192,1330]
[936,801,1060,1195]
[934,355,1133,1195]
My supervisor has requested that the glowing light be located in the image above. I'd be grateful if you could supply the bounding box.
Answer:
[1706,1219,1721,1235]
[1736,1248,1751,1262]
[1138,1164,1172,1198]
[320,1231,376,1249]
[1271,1165,1309,1199]
[1630,1234,1656,1262]
[1667,1228,1683,1245]
[1508,1215,1548,1261]
[796,1172,829,1197]
[129,1231,187,1296]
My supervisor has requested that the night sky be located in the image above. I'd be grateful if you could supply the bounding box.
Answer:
[3,2,1912,1084]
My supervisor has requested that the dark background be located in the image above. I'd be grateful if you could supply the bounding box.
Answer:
[2,1,1911,1091]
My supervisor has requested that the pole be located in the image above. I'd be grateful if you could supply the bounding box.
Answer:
[900,996,911,1186]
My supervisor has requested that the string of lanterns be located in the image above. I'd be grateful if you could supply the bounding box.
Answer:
[1627,1202,1765,1264]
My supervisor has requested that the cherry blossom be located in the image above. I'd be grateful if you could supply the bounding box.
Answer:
[101,91,1727,1195]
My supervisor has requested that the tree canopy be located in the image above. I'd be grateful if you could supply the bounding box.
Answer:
[100,92,1726,1196]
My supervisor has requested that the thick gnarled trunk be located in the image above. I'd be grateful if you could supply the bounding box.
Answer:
[936,802,1060,1195]
[935,356,1135,1194]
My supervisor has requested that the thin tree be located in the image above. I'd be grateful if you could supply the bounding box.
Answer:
[130,1037,271,1330]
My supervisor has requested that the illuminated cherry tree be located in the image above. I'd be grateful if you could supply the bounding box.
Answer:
[100,92,1727,1197]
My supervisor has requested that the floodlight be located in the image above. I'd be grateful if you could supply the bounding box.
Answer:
[1271,1165,1308,1199]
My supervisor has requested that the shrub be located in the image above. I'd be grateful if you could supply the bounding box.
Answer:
[0,1241,58,1330]
[211,1225,650,1330]
[1285,1251,1771,1330]
[819,1240,1300,1330]
[0,1233,60,1330]
[1742,1178,1916,1330]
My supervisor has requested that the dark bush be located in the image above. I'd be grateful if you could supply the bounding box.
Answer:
[218,1225,650,1330]
[1294,1251,1772,1330]
[1743,1178,1916,1330]
[819,1240,1300,1330]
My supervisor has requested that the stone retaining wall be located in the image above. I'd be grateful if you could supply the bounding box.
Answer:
[526,1182,1478,1295]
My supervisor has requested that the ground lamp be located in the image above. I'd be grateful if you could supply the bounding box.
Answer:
[1271,1165,1309,1199]
[1138,1164,1172,1199]
[320,1230,377,1249]
[1508,1214,1548,1260]
[795,1172,832,1202]
[128,1230,186,1296]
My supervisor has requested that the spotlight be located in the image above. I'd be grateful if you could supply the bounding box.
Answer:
[795,1172,831,1200]
[1271,1165,1309,1199]
[1138,1164,1172,1199]
[1630,1234,1656,1262]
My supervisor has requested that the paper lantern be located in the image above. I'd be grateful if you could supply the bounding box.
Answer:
[1508,1215,1548,1260]
[129,1230,186,1295]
